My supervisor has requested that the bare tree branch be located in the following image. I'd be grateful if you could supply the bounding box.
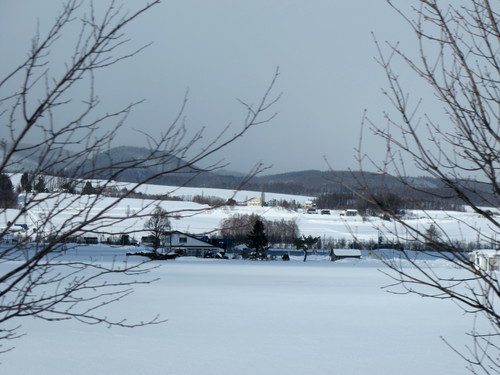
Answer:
[352,1,499,373]
[0,0,280,353]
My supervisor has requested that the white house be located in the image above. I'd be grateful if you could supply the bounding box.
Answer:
[303,200,316,209]
[246,197,263,207]
[162,231,224,257]
[470,250,500,272]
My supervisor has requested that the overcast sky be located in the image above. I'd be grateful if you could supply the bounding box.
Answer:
[1,1,429,175]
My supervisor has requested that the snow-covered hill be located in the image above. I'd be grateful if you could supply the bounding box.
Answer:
[3,176,496,246]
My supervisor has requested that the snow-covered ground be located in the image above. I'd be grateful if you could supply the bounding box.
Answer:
[2,178,496,374]
[0,247,481,375]
[3,177,496,245]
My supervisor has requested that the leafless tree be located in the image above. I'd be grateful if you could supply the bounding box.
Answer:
[354,1,499,373]
[219,214,299,248]
[219,213,262,245]
[266,218,300,247]
[0,0,279,353]
[143,206,171,253]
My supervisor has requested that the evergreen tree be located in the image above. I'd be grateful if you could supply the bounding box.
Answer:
[81,181,95,195]
[120,234,131,246]
[34,176,46,193]
[60,181,75,194]
[425,223,444,251]
[245,219,268,259]
[0,174,16,208]
[20,172,32,192]
[425,224,441,242]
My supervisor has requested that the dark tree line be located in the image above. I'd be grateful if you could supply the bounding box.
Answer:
[315,188,468,214]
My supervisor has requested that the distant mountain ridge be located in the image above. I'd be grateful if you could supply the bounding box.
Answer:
[4,145,492,203]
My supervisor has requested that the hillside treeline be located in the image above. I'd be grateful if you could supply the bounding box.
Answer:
[314,190,466,213]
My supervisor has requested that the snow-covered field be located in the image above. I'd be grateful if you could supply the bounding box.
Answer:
[1,179,495,374]
[3,176,496,244]
[0,247,480,375]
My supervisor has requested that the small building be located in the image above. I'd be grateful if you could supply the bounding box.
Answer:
[330,249,362,261]
[83,236,99,244]
[163,231,224,257]
[246,197,263,207]
[470,250,500,272]
[340,209,358,217]
[346,209,358,217]
[141,235,156,245]
[303,200,316,209]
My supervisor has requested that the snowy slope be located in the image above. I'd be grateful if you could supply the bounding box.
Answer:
[4,175,495,244]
